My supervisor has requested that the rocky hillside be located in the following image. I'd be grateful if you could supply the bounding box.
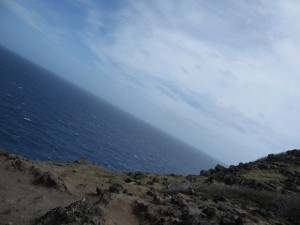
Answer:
[0,148,300,225]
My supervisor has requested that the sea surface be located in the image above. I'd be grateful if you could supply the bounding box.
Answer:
[0,46,220,175]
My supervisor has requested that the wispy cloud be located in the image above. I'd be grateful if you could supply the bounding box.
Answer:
[2,0,300,164]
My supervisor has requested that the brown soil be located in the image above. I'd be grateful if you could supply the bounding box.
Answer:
[0,148,300,225]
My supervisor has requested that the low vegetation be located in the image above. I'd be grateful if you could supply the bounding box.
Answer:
[0,148,300,224]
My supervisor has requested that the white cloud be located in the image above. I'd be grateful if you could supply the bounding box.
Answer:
[3,0,300,164]
[77,1,300,163]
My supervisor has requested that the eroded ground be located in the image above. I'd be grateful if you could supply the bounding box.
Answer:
[0,148,300,225]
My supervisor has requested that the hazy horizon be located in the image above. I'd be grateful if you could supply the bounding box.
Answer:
[1,1,300,165]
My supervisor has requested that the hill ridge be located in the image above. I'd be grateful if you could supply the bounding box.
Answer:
[0,148,299,225]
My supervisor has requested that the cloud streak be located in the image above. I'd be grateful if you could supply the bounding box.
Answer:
[1,0,300,164]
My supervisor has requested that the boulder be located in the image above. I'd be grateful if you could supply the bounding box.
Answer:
[203,207,216,218]
[11,159,27,172]
[34,198,103,225]
[199,170,209,177]
[133,200,149,215]
[215,164,226,171]
[34,172,68,192]
[220,215,245,225]
[133,172,146,180]
[97,190,111,205]
[109,183,123,193]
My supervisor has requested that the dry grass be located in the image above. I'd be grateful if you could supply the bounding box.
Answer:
[242,170,285,182]
[194,182,300,223]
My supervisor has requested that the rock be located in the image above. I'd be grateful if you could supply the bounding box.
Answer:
[213,195,226,203]
[238,163,245,168]
[97,190,111,205]
[146,190,155,197]
[267,154,277,160]
[208,169,215,175]
[215,164,226,171]
[200,170,209,177]
[153,194,162,204]
[35,198,103,225]
[214,171,227,180]
[186,175,196,182]
[2,148,300,225]
[29,166,42,177]
[200,196,208,201]
[220,215,244,225]
[181,206,206,224]
[279,169,295,176]
[147,181,154,185]
[258,164,271,169]
[203,207,216,218]
[224,174,238,185]
[205,176,214,184]
[171,195,187,208]
[0,148,8,156]
[124,178,133,183]
[135,181,142,185]
[34,172,68,192]
[96,187,102,195]
[133,200,149,215]
[7,154,21,160]
[152,177,160,183]
[286,149,300,156]
[181,208,194,222]
[74,156,87,164]
[228,165,237,171]
[109,183,123,193]
[164,207,181,218]
[11,159,26,172]
[295,171,300,178]
[188,187,195,195]
[133,172,146,180]
[171,217,181,223]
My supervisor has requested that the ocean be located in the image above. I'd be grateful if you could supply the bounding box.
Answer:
[0,46,219,175]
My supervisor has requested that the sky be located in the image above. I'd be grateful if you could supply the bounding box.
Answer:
[1,0,300,165]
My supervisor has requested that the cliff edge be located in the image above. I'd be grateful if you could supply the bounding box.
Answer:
[0,148,300,225]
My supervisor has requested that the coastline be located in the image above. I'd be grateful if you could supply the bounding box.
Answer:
[0,148,300,225]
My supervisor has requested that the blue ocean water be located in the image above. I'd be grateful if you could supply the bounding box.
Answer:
[0,46,219,175]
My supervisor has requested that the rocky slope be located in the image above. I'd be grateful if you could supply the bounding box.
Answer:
[0,148,300,225]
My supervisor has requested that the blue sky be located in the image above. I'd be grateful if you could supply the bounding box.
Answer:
[1,0,300,164]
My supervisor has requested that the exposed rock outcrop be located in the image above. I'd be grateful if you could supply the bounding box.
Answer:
[0,148,300,225]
